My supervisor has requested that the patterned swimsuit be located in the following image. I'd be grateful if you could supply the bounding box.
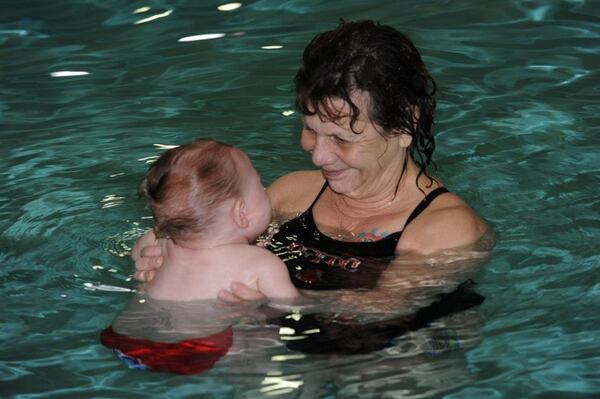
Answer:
[268,183,450,290]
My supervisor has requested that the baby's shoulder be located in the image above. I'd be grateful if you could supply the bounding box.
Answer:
[218,245,285,280]
[234,244,284,265]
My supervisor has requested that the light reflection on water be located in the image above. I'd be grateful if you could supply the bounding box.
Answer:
[1,0,599,397]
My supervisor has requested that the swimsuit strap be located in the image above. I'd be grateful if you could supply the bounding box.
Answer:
[307,182,329,211]
[403,187,450,228]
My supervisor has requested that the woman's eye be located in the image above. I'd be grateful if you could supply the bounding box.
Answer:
[334,136,348,144]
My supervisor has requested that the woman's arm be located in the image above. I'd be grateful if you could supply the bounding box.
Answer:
[364,244,491,314]
[300,229,493,321]
[397,193,490,255]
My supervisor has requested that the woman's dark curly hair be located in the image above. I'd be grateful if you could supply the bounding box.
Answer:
[295,20,437,189]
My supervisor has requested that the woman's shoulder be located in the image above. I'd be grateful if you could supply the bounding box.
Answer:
[267,170,325,215]
[397,190,490,255]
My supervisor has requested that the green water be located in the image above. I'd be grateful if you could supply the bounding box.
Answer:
[1,0,599,398]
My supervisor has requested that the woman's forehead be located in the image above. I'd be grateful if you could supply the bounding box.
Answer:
[309,91,369,112]
[305,92,372,125]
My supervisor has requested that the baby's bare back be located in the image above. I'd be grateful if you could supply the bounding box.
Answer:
[144,243,295,301]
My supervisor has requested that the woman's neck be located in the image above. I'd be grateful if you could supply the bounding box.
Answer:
[335,159,425,216]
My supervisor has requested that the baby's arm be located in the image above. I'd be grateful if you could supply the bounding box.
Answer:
[256,253,300,299]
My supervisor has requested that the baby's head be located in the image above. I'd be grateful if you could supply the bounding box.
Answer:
[140,138,271,244]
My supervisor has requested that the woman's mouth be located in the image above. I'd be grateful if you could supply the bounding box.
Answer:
[322,169,345,179]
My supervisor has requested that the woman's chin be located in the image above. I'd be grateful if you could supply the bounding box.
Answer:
[326,179,356,195]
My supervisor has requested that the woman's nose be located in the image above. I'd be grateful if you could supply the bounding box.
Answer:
[311,136,336,167]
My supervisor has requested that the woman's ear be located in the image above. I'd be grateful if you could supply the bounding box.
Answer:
[232,198,249,228]
[390,131,413,148]
[410,105,421,126]
[395,104,420,148]
[399,132,413,148]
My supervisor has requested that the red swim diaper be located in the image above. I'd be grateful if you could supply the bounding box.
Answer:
[100,325,233,375]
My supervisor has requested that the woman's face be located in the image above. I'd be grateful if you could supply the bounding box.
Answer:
[300,93,408,198]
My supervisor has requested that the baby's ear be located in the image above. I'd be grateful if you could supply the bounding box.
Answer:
[232,198,249,228]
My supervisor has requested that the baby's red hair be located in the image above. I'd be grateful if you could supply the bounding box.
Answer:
[139,138,242,241]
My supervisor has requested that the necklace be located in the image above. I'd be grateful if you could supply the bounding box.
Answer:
[328,154,408,239]
[330,193,395,241]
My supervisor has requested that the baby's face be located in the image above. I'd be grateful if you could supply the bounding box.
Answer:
[233,150,272,239]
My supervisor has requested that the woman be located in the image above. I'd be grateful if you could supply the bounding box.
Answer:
[133,21,491,349]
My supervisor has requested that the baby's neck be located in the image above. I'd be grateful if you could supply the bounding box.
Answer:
[165,233,249,251]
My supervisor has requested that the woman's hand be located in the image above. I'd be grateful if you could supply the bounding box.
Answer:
[218,282,267,304]
[131,229,163,282]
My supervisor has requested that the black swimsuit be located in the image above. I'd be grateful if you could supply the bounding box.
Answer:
[264,183,485,354]
[268,184,450,290]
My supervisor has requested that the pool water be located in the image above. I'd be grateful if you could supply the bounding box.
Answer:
[2,0,599,398]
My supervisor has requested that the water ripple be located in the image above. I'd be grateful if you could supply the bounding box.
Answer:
[1,0,599,397]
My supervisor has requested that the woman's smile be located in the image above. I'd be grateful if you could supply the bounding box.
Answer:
[321,168,346,180]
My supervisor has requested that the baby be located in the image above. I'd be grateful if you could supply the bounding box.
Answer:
[135,138,299,301]
[101,138,299,374]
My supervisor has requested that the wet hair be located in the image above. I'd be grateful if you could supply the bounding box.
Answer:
[295,20,437,188]
[139,138,242,242]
